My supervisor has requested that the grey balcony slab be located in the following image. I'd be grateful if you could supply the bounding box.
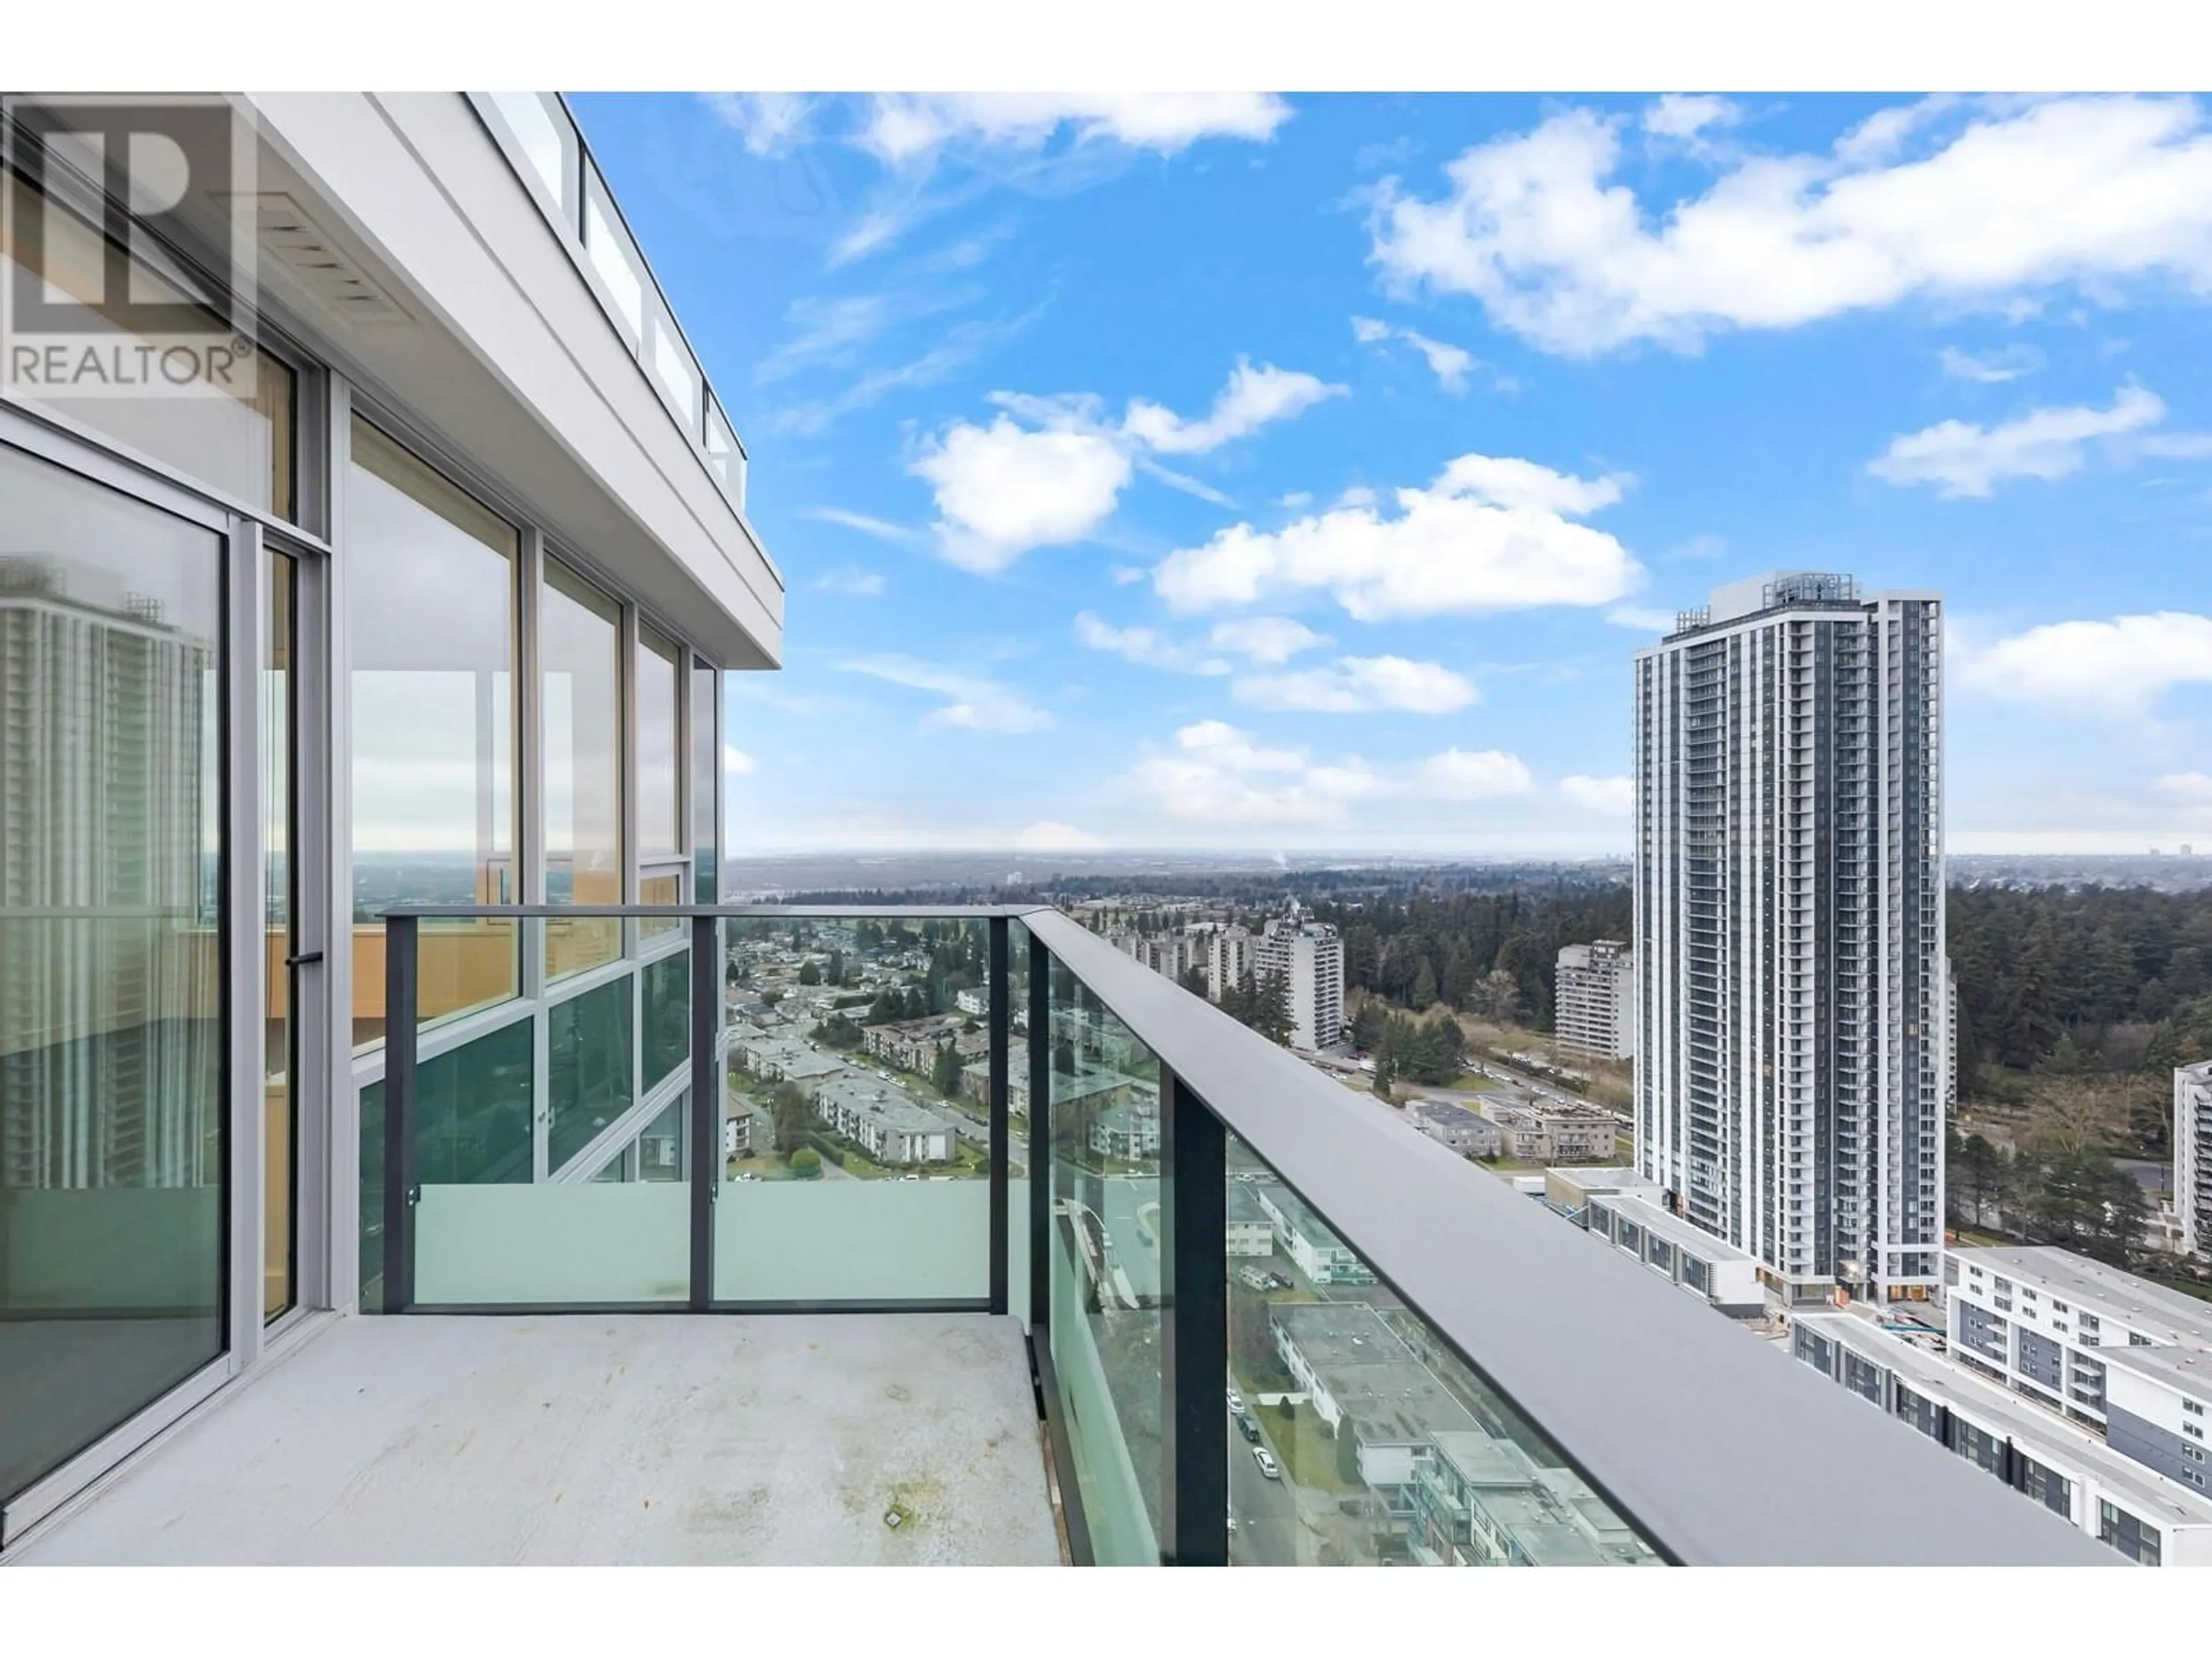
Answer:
[14,1311,1059,1566]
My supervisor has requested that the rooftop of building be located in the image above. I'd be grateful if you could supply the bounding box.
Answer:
[1408,1098,1492,1130]
[1603,1192,1761,1267]
[1949,1247,2212,1347]
[2097,1340,2212,1399]
[1791,1311,2212,1532]
[1227,1183,1271,1226]
[1270,1302,1481,1445]
[812,1077,954,1136]
[1425,1430,1643,1566]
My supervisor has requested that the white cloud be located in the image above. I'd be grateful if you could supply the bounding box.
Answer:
[800,507,919,544]
[1012,819,1104,851]
[815,567,885,597]
[1868,382,2166,497]
[1350,315,1482,393]
[858,93,1292,166]
[910,416,1133,572]
[837,654,1052,732]
[1940,343,2043,384]
[768,309,1040,437]
[1334,484,1378,509]
[1072,611,1230,675]
[1663,532,1726,562]
[1124,719,1530,826]
[1135,456,1235,506]
[912,358,1337,570]
[1152,452,1639,620]
[723,744,757,776]
[1233,655,1476,715]
[2141,430,2212,459]
[1371,96,2212,356]
[1562,774,1633,815]
[1206,616,1330,664]
[1120,359,1346,455]
[1957,612,2212,711]
[1642,94,1743,142]
[1275,491,1313,509]
[1108,564,1146,585]
[1605,605,1676,632]
[704,92,815,156]
[753,294,891,384]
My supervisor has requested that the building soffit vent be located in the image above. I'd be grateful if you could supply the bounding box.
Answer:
[219,191,412,325]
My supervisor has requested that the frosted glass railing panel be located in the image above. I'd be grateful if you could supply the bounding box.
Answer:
[711,1181,989,1303]
[416,1184,690,1305]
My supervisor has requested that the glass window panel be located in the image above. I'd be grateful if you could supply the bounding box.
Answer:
[263,551,295,1323]
[638,624,681,859]
[1221,1130,1662,1567]
[691,660,719,906]
[486,92,578,224]
[639,866,683,944]
[542,559,622,978]
[642,945,690,1094]
[647,305,701,429]
[582,162,645,346]
[1,166,297,518]
[346,418,518,1050]
[713,916,990,1302]
[704,397,744,508]
[548,977,634,1175]
[359,1080,384,1313]
[416,1018,535,1186]
[1045,955,1162,1564]
[0,442,225,1507]
[637,1092,686,1183]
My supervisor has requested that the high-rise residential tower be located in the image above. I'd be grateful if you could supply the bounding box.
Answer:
[2178,1060,2212,1261]
[1256,902,1344,1052]
[1555,941,1635,1063]
[1633,573,1947,1304]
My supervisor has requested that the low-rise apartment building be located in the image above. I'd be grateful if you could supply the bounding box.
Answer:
[1480,1101,1616,1164]
[1584,1192,1764,1315]
[1945,1245,2212,1431]
[1226,1184,1274,1257]
[1789,1311,2212,1565]
[810,1078,954,1166]
[1086,1101,1162,1163]
[863,1016,987,1074]
[1255,1183,1377,1285]
[1407,1099,1504,1159]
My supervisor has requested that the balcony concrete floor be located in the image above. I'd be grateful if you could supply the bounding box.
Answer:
[14,1311,1062,1566]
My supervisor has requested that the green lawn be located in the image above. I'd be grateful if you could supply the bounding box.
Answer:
[1265,1403,1361,1495]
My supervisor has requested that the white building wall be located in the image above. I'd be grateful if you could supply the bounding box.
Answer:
[2179,1061,2212,1260]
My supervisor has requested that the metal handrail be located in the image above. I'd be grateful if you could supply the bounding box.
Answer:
[378,902,2108,1568]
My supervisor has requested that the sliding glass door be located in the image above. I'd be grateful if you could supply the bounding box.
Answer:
[0,438,229,1509]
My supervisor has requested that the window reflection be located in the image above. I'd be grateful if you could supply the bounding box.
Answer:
[0,442,225,1507]
[346,418,518,1050]
[543,559,622,978]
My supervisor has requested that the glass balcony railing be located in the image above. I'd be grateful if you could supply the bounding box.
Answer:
[374,903,2107,1568]
[468,93,757,530]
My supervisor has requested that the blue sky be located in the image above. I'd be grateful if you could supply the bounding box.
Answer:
[571,91,2212,857]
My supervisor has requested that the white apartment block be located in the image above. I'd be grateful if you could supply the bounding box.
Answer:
[1256,907,1343,1052]
[1205,925,1254,1003]
[2177,1060,2212,1260]
[1945,1246,2212,1434]
[1634,573,1947,1304]
[1554,941,1634,1063]
[1790,1311,2212,1566]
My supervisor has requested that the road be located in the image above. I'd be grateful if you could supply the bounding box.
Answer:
[1228,1408,1306,1564]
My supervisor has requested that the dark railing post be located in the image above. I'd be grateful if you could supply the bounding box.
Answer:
[689,912,718,1312]
[1028,930,1051,1334]
[1160,1069,1227,1565]
[987,916,1010,1315]
[381,913,418,1313]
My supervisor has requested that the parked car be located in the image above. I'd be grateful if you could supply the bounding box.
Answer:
[1252,1447,1281,1480]
[1266,1272,1291,1290]
[1237,1414,1262,1444]
[1226,1387,1244,1414]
